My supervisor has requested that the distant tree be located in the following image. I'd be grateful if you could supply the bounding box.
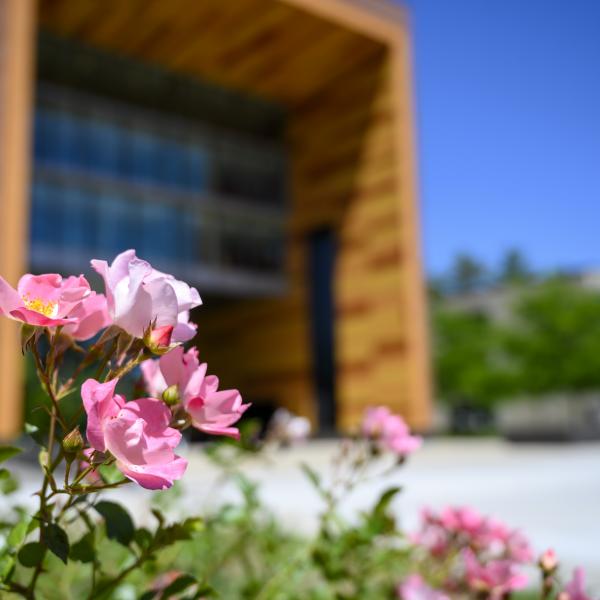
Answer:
[499,248,532,285]
[450,254,486,293]
[504,281,600,395]
[432,309,514,409]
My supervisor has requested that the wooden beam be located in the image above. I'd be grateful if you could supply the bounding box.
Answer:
[388,27,432,429]
[0,0,36,440]
[279,0,406,45]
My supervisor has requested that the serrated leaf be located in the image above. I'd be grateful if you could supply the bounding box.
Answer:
[373,486,402,516]
[0,554,15,582]
[18,542,45,567]
[134,527,153,550]
[44,523,69,564]
[155,517,204,548]
[0,468,18,495]
[0,446,21,464]
[7,518,29,548]
[300,462,321,488]
[94,501,134,546]
[160,574,197,599]
[97,463,123,485]
[70,531,95,563]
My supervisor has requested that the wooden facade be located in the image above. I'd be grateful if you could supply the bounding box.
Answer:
[0,0,431,437]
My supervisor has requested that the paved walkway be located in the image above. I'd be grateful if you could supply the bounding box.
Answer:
[8,438,600,590]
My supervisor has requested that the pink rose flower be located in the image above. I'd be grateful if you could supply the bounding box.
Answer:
[439,506,484,537]
[397,575,450,600]
[91,250,201,340]
[464,550,528,598]
[82,378,187,490]
[0,273,90,327]
[141,346,250,439]
[62,292,110,341]
[362,406,422,457]
[562,568,594,600]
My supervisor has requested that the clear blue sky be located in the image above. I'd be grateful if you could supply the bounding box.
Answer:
[399,0,600,277]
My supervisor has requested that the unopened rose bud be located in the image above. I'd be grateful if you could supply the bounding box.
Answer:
[144,325,174,354]
[539,549,558,574]
[62,427,84,455]
[162,384,180,407]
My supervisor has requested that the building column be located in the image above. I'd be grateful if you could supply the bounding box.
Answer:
[389,30,433,431]
[0,0,36,440]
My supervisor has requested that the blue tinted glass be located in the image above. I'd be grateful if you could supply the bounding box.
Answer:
[156,140,184,188]
[142,202,181,262]
[185,147,207,192]
[54,112,79,166]
[60,187,97,251]
[180,207,200,263]
[33,110,52,162]
[30,182,56,246]
[85,119,121,174]
[124,130,160,183]
[96,192,136,257]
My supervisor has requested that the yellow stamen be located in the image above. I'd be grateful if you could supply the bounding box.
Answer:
[22,294,58,317]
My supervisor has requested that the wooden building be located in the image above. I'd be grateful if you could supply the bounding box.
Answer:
[0,0,431,439]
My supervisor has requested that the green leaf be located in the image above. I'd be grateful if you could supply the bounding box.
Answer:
[0,554,15,582]
[373,486,402,516]
[0,468,18,495]
[70,531,95,563]
[7,518,30,548]
[300,462,321,489]
[139,592,155,600]
[0,446,21,464]
[94,501,135,546]
[160,574,197,599]
[155,517,203,548]
[133,527,153,550]
[17,542,45,568]
[97,463,123,485]
[44,523,69,564]
[0,553,15,579]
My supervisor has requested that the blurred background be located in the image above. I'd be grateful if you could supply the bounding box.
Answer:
[0,0,598,588]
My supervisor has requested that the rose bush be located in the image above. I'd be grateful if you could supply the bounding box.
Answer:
[0,250,595,599]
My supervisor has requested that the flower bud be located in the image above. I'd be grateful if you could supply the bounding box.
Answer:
[162,384,181,407]
[144,325,174,354]
[62,427,84,455]
[539,549,558,574]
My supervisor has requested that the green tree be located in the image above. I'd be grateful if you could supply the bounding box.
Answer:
[433,309,513,409]
[499,248,532,285]
[505,280,600,395]
[450,254,486,293]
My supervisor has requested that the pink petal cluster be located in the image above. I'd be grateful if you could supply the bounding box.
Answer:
[561,568,595,600]
[0,273,92,327]
[415,506,532,561]
[62,291,110,341]
[141,346,250,439]
[91,250,201,341]
[82,378,187,490]
[464,550,528,598]
[397,575,450,600]
[411,506,532,597]
[362,406,422,457]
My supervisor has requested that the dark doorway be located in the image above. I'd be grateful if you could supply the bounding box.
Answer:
[308,229,337,432]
